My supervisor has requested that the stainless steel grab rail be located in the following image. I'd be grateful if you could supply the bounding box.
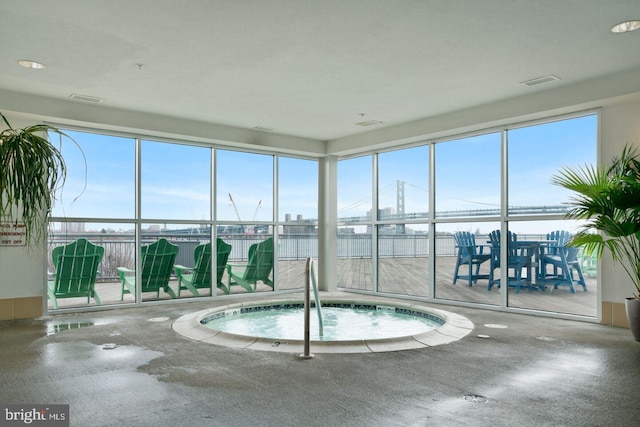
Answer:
[300,257,323,359]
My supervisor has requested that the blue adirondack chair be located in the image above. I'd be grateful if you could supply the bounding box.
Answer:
[540,230,587,293]
[487,230,531,292]
[452,231,491,286]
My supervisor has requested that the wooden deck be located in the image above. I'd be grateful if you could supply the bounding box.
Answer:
[49,256,597,317]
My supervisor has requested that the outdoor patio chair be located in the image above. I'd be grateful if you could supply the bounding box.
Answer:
[227,237,274,292]
[175,238,233,296]
[48,238,104,309]
[487,230,530,292]
[580,252,598,278]
[117,238,178,300]
[452,231,491,286]
[540,230,587,293]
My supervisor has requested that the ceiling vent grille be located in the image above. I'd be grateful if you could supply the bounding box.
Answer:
[521,75,560,87]
[252,126,275,132]
[68,94,104,104]
[356,120,383,127]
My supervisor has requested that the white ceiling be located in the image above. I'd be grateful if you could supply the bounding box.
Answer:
[1,0,640,143]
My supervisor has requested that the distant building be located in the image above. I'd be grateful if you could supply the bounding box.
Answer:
[59,222,85,233]
[283,214,316,235]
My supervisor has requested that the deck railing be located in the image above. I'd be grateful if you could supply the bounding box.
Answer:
[47,232,547,281]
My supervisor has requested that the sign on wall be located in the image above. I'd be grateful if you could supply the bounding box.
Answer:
[0,221,27,246]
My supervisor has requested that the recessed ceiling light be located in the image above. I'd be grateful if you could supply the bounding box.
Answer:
[18,59,46,70]
[611,20,640,33]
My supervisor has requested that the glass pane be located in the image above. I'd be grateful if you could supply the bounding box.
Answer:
[434,222,500,306]
[507,115,597,215]
[338,156,372,223]
[141,141,211,220]
[435,133,501,218]
[48,222,135,309]
[279,157,318,223]
[337,225,372,290]
[378,146,428,220]
[506,220,596,317]
[148,224,213,299]
[378,223,429,297]
[216,150,273,221]
[278,225,318,291]
[52,130,135,218]
[136,224,212,301]
[220,227,275,293]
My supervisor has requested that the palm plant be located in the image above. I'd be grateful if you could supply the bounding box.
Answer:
[551,144,640,300]
[0,112,70,243]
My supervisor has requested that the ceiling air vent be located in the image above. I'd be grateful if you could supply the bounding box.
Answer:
[68,94,104,104]
[252,126,275,132]
[520,75,560,87]
[356,120,383,127]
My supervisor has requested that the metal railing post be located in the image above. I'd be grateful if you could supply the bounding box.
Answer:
[300,257,314,359]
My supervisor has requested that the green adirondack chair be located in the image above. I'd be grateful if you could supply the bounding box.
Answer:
[227,237,274,292]
[48,238,104,309]
[174,238,233,296]
[117,238,178,299]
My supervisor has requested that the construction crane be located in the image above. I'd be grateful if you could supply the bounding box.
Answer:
[252,200,262,221]
[228,193,242,221]
[228,194,262,235]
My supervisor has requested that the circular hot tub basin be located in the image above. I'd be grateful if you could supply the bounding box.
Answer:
[173,298,474,354]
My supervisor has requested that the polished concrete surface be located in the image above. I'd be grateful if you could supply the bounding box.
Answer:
[1,292,639,427]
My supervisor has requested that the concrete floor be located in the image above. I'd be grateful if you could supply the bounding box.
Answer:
[1,293,639,427]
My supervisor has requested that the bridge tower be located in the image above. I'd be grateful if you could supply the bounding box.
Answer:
[396,180,405,234]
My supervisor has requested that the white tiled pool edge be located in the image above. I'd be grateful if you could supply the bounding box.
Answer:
[172,298,474,354]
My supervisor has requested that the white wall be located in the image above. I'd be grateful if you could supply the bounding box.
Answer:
[0,243,43,299]
[600,100,640,302]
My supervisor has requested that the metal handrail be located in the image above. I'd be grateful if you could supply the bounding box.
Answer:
[310,259,324,337]
[300,257,323,359]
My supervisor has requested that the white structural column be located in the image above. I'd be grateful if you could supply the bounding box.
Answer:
[317,155,338,291]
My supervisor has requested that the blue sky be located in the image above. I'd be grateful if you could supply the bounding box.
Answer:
[52,113,596,234]
[337,114,597,221]
[52,132,318,223]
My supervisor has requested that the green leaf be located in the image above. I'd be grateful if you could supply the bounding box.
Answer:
[0,112,81,244]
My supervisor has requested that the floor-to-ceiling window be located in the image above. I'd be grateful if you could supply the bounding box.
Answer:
[337,112,598,318]
[434,132,501,305]
[278,156,318,291]
[46,111,596,318]
[48,132,318,310]
[377,146,429,297]
[48,130,136,309]
[506,114,597,316]
[216,149,275,294]
[138,140,213,301]
[337,155,373,290]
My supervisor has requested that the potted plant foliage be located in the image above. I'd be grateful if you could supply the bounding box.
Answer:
[552,144,640,340]
[0,112,72,244]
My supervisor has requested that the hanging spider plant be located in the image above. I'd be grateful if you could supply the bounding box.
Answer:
[0,112,72,243]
